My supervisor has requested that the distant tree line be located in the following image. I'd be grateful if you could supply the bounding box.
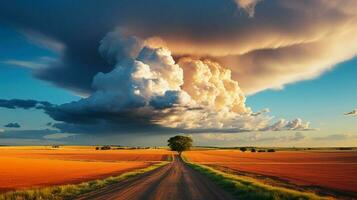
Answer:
[239,147,275,153]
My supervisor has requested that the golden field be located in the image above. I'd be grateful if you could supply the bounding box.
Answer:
[184,150,357,195]
[0,146,173,192]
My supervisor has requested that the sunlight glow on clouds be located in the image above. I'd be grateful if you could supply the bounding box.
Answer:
[1,0,356,137]
[38,30,313,133]
[1,0,356,96]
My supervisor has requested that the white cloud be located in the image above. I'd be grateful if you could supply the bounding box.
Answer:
[42,31,315,134]
[262,118,313,131]
[51,31,255,131]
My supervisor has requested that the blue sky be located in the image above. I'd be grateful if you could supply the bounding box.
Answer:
[0,27,79,130]
[0,0,356,146]
[248,58,357,135]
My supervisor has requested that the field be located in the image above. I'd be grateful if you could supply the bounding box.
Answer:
[0,146,172,192]
[184,149,357,198]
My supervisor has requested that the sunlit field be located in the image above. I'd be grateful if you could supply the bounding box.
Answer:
[184,149,357,198]
[0,146,173,192]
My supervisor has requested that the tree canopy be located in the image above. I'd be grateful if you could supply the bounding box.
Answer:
[167,135,193,155]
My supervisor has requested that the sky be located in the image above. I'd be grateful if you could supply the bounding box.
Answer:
[0,0,356,147]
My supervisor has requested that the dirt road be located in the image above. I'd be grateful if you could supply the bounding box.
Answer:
[77,155,234,200]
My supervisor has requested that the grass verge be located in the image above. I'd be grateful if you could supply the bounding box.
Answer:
[0,161,169,200]
[183,157,329,200]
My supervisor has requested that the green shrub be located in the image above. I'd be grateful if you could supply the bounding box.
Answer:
[239,147,247,152]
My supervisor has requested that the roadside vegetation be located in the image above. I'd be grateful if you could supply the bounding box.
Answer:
[0,162,169,200]
[184,158,328,200]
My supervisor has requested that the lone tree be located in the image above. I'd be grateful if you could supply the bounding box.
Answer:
[168,135,193,156]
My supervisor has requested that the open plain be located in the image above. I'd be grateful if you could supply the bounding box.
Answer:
[0,146,172,192]
[184,149,357,198]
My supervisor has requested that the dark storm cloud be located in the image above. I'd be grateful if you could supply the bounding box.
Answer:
[0,99,37,109]
[0,99,52,110]
[4,122,21,128]
[1,0,356,94]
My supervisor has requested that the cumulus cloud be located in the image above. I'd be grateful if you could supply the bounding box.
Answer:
[0,30,314,135]
[4,122,21,128]
[0,0,356,95]
[44,31,258,133]
[344,109,357,116]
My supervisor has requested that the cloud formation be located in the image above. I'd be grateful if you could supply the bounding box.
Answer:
[2,57,56,69]
[0,29,314,135]
[4,122,21,128]
[344,109,357,116]
[251,108,270,116]
[200,132,306,143]
[262,118,313,131]
[0,99,52,110]
[44,31,258,133]
[234,0,261,17]
[312,134,350,141]
[0,0,356,95]
[2,1,343,135]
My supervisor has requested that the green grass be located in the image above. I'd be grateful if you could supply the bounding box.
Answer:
[184,160,329,200]
[166,154,174,162]
[0,161,169,200]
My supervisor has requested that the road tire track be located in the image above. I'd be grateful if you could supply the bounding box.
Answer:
[77,155,234,200]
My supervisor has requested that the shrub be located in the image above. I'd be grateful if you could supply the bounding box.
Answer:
[96,145,111,150]
[258,150,265,152]
[267,149,275,152]
[239,147,247,152]
[102,146,111,150]
[251,148,256,152]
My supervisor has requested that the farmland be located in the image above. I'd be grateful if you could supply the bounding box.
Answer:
[184,149,357,198]
[0,146,172,192]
